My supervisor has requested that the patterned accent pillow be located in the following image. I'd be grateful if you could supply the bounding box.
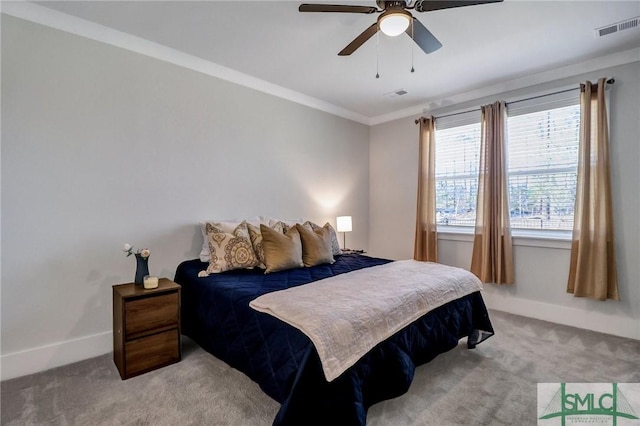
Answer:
[267,218,303,229]
[198,217,263,262]
[304,221,342,256]
[271,221,289,233]
[247,222,285,269]
[202,221,259,275]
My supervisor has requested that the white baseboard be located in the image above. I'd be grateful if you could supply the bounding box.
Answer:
[1,331,112,381]
[483,292,640,341]
[2,294,637,381]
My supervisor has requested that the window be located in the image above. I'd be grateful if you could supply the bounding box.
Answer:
[507,104,580,231]
[434,90,580,233]
[435,121,481,227]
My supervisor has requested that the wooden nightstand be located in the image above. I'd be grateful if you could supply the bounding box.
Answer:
[112,279,181,379]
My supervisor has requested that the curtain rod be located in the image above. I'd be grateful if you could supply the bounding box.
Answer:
[414,78,615,124]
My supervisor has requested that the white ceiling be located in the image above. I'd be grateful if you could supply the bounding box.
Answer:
[29,1,640,121]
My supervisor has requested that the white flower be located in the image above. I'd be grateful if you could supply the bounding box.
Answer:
[122,243,149,258]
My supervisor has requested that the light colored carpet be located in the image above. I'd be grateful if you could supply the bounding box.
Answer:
[2,310,639,425]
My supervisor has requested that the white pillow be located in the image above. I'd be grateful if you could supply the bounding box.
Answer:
[199,216,264,262]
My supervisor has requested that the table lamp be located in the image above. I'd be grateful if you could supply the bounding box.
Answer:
[336,216,352,250]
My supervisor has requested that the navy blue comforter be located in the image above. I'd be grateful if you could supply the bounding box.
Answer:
[174,254,493,425]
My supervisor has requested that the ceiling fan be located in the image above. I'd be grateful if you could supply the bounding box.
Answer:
[299,0,503,56]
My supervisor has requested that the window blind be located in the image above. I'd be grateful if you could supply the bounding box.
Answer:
[506,104,580,230]
[434,121,481,226]
[507,89,580,117]
[434,89,581,232]
[435,109,481,130]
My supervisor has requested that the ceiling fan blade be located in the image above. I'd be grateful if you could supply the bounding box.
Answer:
[299,4,378,14]
[407,18,442,54]
[415,0,503,13]
[338,23,379,56]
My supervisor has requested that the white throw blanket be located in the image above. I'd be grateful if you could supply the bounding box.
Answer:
[249,260,483,382]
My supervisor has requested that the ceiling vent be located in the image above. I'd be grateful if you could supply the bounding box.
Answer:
[383,89,408,100]
[595,17,639,37]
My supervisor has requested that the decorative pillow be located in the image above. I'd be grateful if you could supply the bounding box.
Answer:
[201,221,259,275]
[199,217,263,262]
[304,221,342,256]
[260,224,304,274]
[296,224,335,267]
[267,217,304,231]
[271,221,291,233]
[247,222,285,269]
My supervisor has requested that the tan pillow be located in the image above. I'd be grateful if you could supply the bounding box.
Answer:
[260,224,304,273]
[296,224,335,267]
[304,221,342,256]
[247,222,285,269]
[203,221,259,275]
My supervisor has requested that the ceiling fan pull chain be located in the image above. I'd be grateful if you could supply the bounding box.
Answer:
[410,18,415,73]
[376,29,380,79]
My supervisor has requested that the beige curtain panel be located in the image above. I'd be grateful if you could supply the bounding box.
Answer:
[470,101,514,284]
[567,78,619,301]
[414,116,438,262]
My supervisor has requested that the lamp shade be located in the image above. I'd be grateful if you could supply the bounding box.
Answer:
[379,10,411,37]
[336,216,353,233]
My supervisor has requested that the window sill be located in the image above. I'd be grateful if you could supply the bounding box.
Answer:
[436,226,571,249]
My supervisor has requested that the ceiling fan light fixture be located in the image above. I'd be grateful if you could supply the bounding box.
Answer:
[378,10,411,37]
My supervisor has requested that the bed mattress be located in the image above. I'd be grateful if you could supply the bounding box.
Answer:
[174,254,493,425]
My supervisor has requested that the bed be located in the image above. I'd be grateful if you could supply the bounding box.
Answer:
[174,253,494,425]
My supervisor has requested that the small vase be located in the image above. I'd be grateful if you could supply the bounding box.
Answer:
[134,254,150,286]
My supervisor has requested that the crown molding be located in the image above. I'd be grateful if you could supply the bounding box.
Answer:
[1,1,371,125]
[3,2,639,128]
[370,47,640,125]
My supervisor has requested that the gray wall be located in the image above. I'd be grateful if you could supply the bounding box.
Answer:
[370,61,640,339]
[2,13,639,381]
[1,15,370,378]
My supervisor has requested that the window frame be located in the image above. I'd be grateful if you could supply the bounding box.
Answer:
[433,86,583,246]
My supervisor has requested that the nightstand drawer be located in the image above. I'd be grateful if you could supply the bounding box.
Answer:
[125,329,180,378]
[125,292,178,339]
